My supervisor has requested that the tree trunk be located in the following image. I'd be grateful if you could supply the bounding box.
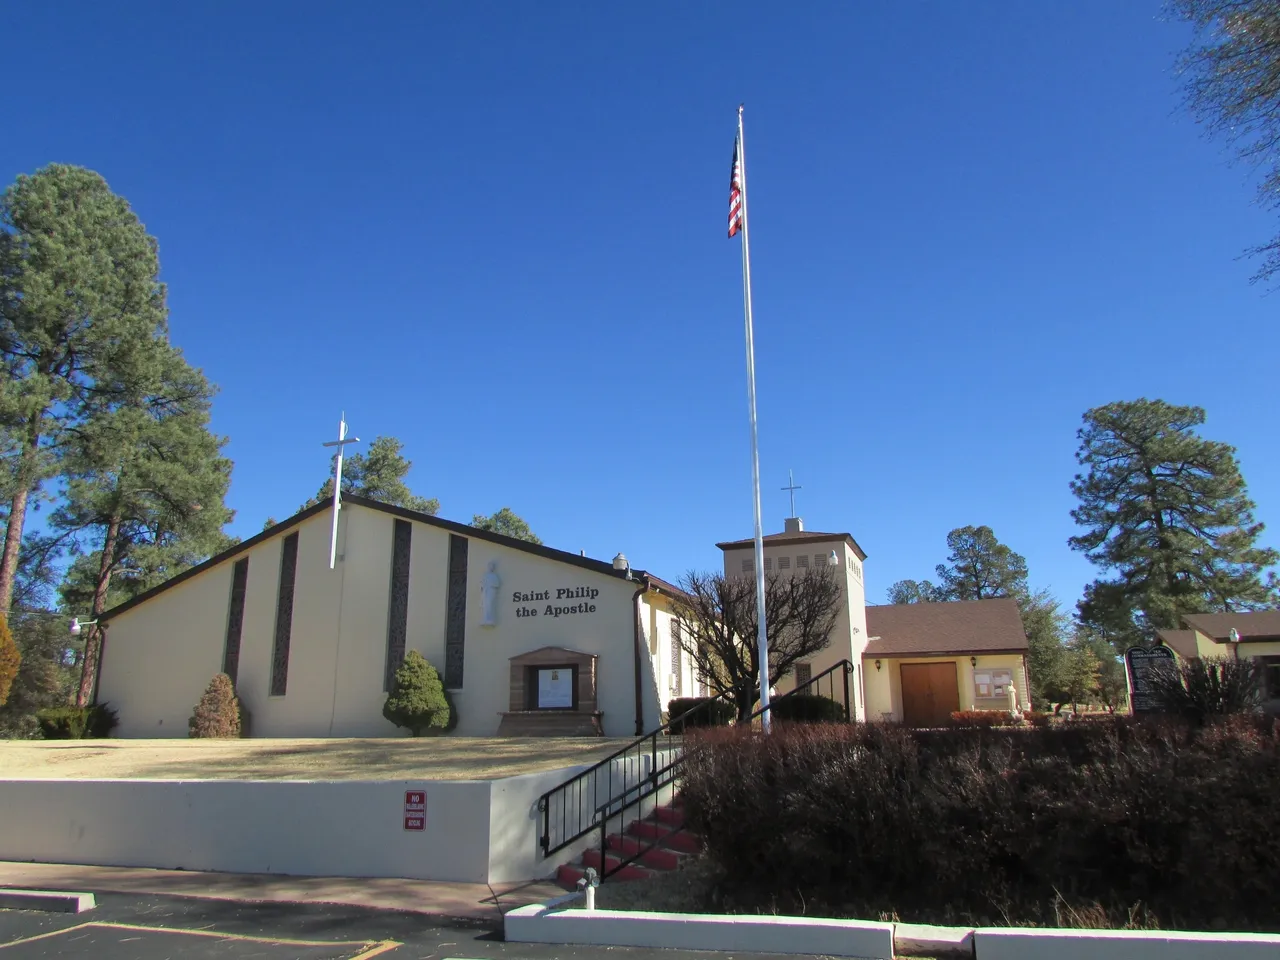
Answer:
[75,514,121,708]
[0,429,42,614]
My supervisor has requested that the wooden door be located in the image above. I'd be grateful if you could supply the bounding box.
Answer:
[899,662,960,727]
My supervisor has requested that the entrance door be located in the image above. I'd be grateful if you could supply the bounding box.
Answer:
[899,662,960,727]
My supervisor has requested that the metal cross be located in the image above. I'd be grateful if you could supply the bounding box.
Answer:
[322,413,361,569]
[782,469,802,518]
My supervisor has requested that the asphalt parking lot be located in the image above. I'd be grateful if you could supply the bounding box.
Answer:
[0,891,805,960]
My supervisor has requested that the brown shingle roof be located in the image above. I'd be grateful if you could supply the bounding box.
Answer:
[864,598,1028,657]
[1156,629,1199,659]
[1181,610,1280,642]
[716,530,868,561]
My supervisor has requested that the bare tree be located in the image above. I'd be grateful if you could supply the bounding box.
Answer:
[670,566,843,721]
[1174,0,1280,284]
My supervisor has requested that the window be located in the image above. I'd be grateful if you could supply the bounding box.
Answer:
[796,555,809,569]
[1264,657,1280,700]
[763,557,773,572]
[815,554,828,569]
[778,556,791,570]
[794,662,812,686]
[741,558,754,574]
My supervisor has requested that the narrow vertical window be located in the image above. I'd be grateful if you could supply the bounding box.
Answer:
[385,520,412,691]
[223,557,249,684]
[445,535,468,689]
[270,532,299,696]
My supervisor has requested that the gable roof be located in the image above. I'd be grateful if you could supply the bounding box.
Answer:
[716,530,868,561]
[101,494,650,623]
[863,598,1028,658]
[1181,610,1280,642]
[1156,629,1199,659]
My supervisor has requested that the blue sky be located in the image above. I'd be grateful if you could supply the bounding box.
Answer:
[4,2,1277,611]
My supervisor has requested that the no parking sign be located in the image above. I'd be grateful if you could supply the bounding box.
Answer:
[404,790,426,831]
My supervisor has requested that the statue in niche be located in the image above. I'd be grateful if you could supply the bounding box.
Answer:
[480,560,501,626]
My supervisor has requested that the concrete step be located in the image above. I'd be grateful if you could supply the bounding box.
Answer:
[605,834,683,870]
[627,819,701,854]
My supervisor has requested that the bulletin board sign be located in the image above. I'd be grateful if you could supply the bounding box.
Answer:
[536,666,576,709]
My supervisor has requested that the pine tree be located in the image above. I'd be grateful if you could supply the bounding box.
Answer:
[1070,399,1279,644]
[304,436,438,515]
[934,525,1030,602]
[0,616,20,707]
[471,507,540,544]
[189,673,242,738]
[53,343,233,706]
[383,650,454,736]
[0,165,170,614]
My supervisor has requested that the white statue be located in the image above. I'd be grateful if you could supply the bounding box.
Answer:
[480,560,501,626]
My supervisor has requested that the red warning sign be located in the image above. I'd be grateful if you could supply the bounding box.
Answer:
[404,790,426,831]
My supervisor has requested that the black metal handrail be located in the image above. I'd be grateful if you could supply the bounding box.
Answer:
[536,659,857,869]
[537,692,736,858]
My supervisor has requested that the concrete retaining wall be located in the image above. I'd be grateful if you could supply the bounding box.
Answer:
[0,762,605,884]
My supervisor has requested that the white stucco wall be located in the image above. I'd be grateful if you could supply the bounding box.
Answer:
[0,764,637,884]
[0,777,493,882]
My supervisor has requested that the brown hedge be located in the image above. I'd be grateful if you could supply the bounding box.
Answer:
[679,718,1280,929]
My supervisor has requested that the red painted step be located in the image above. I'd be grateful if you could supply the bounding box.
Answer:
[627,819,701,854]
[579,849,655,881]
[606,834,683,870]
[652,805,684,826]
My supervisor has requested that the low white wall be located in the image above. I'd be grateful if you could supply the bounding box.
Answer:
[505,905,896,959]
[974,928,1280,960]
[0,776,502,883]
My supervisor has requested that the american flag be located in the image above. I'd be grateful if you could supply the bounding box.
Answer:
[727,137,743,238]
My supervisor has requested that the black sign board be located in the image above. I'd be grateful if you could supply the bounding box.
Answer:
[1125,645,1177,713]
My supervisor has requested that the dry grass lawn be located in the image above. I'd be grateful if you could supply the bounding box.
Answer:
[0,737,631,781]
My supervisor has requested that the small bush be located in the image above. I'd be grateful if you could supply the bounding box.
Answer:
[1023,710,1052,727]
[189,673,243,738]
[950,709,1018,728]
[1150,654,1262,722]
[770,693,846,723]
[383,651,455,736]
[667,697,735,733]
[36,703,119,739]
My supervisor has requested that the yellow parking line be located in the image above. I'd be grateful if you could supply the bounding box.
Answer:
[0,921,400,955]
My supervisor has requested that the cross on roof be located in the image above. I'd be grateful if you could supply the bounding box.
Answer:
[782,469,802,518]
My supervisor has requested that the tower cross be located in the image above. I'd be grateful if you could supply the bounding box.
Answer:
[322,412,361,569]
[782,469,802,518]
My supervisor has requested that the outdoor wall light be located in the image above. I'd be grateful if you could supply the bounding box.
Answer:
[69,617,98,637]
[970,656,978,668]
[874,659,882,671]
[828,550,839,567]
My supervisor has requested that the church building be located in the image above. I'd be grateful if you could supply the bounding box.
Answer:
[96,496,1031,738]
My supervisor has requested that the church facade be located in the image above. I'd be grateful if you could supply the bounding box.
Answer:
[97,495,695,739]
[96,497,1031,738]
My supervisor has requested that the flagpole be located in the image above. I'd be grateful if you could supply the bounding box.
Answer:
[737,104,772,734]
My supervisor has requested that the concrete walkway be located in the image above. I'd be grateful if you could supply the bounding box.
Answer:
[0,861,562,924]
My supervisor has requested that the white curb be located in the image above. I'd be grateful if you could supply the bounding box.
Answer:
[504,903,895,958]
[0,889,96,913]
[895,921,974,958]
[974,927,1280,960]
